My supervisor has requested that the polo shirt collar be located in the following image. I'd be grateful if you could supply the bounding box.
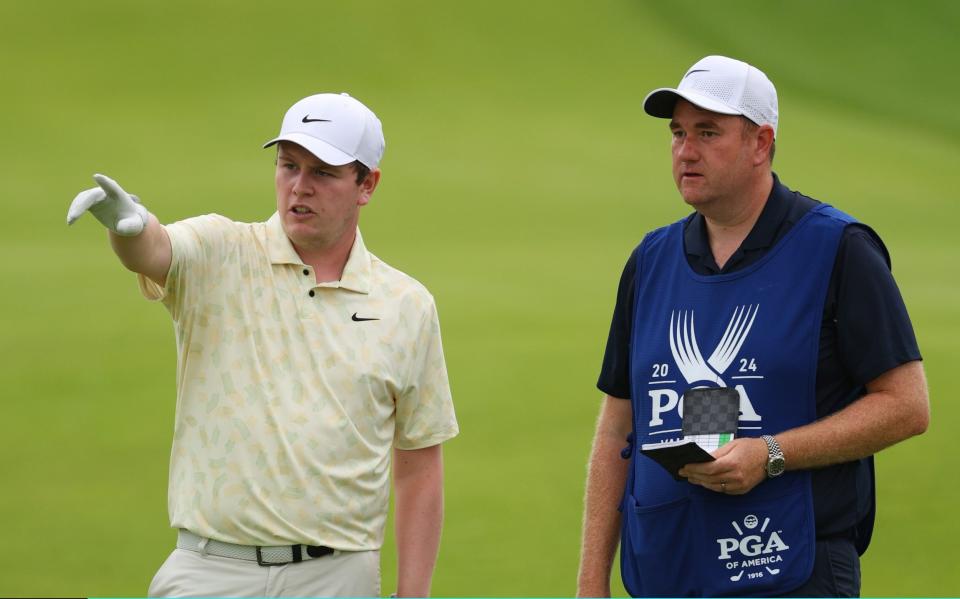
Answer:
[265,212,372,294]
[337,231,373,294]
[685,173,790,266]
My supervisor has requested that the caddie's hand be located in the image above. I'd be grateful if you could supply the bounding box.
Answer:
[66,173,148,236]
[678,437,768,495]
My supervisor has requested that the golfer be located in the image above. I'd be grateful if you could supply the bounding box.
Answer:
[577,56,929,597]
[67,93,459,598]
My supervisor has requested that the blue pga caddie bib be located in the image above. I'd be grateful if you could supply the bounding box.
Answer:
[620,204,855,597]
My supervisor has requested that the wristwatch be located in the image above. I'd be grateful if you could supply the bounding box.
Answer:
[762,434,786,477]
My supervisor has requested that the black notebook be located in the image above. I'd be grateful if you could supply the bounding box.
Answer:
[640,387,740,480]
[640,441,715,481]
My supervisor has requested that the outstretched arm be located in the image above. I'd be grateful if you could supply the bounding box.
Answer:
[394,444,445,598]
[67,174,171,285]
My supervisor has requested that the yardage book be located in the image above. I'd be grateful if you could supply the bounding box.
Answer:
[640,387,740,480]
[640,440,715,481]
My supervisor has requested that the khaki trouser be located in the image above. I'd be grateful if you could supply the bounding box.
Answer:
[148,538,380,598]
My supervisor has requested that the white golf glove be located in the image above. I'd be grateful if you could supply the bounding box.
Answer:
[67,173,148,236]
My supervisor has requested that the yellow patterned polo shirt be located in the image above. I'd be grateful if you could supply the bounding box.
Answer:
[137,212,458,550]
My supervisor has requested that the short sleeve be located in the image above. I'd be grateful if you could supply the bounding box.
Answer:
[394,296,459,449]
[137,214,235,321]
[597,247,640,400]
[834,225,922,386]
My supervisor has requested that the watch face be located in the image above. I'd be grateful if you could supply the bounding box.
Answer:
[768,457,786,477]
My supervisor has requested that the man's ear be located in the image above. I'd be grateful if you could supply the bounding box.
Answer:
[754,125,775,166]
[358,168,381,207]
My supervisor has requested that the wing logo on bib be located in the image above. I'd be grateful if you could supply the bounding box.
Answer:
[669,304,759,387]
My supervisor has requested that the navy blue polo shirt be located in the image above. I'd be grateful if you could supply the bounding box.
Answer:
[598,173,922,539]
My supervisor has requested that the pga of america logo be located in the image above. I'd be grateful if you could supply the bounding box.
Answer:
[717,514,790,582]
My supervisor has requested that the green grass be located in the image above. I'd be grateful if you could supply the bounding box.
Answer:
[2,0,958,596]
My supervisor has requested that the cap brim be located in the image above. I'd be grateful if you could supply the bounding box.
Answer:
[262,133,355,166]
[643,88,742,119]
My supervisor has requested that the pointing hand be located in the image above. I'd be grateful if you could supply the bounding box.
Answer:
[67,174,148,236]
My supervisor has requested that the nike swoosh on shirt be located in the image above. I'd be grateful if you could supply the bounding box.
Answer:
[351,313,379,322]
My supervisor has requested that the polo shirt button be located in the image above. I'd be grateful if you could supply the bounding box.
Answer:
[308,290,315,297]
[303,269,309,276]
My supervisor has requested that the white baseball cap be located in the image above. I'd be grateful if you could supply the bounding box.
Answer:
[643,55,779,137]
[263,93,385,168]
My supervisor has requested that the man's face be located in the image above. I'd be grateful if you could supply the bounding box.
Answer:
[669,99,758,209]
[274,141,379,251]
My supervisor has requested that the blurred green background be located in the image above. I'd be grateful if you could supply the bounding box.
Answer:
[2,0,958,596]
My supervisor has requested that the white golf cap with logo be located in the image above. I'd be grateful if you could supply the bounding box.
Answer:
[643,55,779,138]
[264,92,385,168]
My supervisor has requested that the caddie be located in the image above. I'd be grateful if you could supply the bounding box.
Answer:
[67,92,459,598]
[576,56,929,597]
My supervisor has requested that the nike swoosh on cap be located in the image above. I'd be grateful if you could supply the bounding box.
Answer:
[302,115,331,123]
[683,69,710,79]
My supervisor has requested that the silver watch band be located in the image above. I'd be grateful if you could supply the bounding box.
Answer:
[762,434,785,477]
